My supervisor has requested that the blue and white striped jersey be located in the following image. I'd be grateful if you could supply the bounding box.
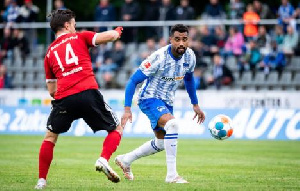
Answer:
[137,44,196,106]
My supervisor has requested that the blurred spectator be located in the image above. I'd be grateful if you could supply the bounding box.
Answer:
[255,26,271,55]
[143,0,160,39]
[0,27,14,60]
[223,27,244,58]
[159,0,175,21]
[190,40,208,68]
[215,26,227,51]
[0,65,12,89]
[278,0,296,31]
[11,28,30,62]
[188,26,200,41]
[19,0,39,54]
[104,40,125,69]
[229,0,245,19]
[99,58,118,88]
[243,4,260,41]
[253,0,273,19]
[94,0,116,32]
[207,53,234,89]
[272,25,285,48]
[282,25,299,64]
[120,0,140,43]
[158,37,168,48]
[202,0,226,20]
[239,40,261,75]
[200,25,218,56]
[294,3,300,19]
[193,67,207,90]
[135,38,157,66]
[1,0,11,21]
[91,44,107,73]
[174,0,195,20]
[260,41,285,74]
[18,0,39,22]
[54,0,66,10]
[2,0,19,27]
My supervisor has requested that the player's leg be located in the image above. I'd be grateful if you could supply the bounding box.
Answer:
[94,125,122,183]
[35,98,74,189]
[115,99,166,180]
[158,114,188,183]
[35,131,58,189]
[82,90,122,183]
[115,129,165,180]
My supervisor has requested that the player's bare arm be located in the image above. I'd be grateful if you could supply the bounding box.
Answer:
[192,104,205,124]
[121,106,132,128]
[94,27,123,45]
[47,81,57,99]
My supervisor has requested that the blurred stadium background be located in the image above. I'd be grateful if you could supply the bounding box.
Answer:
[0,0,299,139]
[0,0,300,190]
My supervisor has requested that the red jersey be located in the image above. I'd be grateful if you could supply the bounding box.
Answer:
[44,31,99,99]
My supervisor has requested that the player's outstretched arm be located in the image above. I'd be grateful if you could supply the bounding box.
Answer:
[121,69,147,127]
[184,72,205,124]
[94,26,123,45]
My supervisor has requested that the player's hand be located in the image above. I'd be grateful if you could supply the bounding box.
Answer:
[121,106,132,128]
[114,26,123,38]
[192,104,205,124]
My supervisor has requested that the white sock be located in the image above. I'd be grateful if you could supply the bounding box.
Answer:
[122,138,164,164]
[164,119,179,179]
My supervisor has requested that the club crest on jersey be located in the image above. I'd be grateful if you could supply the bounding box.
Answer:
[143,62,151,69]
[183,63,189,72]
[157,106,167,112]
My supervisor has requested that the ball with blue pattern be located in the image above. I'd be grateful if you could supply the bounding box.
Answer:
[208,114,233,140]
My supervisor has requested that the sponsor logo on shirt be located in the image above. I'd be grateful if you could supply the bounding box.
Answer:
[161,76,184,81]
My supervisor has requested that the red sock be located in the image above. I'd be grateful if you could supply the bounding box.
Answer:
[39,140,55,179]
[100,131,122,161]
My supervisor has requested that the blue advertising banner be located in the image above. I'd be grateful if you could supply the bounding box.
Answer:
[0,106,299,140]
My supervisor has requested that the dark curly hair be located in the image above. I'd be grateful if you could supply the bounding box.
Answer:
[170,24,189,36]
[48,9,76,33]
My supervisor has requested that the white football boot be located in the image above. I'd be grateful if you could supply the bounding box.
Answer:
[165,175,189,183]
[95,157,120,183]
[115,155,134,180]
[34,178,46,189]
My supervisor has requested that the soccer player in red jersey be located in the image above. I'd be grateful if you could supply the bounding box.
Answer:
[34,9,124,189]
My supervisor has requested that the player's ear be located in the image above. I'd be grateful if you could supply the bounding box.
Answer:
[64,21,69,30]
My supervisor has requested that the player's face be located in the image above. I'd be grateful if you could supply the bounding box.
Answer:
[170,31,189,55]
[65,18,76,33]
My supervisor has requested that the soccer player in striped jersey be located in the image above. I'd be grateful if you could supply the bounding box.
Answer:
[115,24,205,183]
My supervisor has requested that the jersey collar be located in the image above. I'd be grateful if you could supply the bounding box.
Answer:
[168,45,182,61]
[56,33,68,39]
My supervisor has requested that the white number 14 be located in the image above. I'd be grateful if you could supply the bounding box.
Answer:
[54,43,79,72]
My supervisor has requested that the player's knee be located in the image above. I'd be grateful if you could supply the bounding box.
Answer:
[115,125,123,136]
[155,138,164,151]
[44,131,58,143]
[164,118,179,134]
[158,114,175,127]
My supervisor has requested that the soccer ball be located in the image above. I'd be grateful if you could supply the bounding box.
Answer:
[208,114,233,140]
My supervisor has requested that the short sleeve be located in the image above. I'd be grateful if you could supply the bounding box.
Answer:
[78,31,98,47]
[139,52,161,77]
[44,54,56,82]
[187,50,196,73]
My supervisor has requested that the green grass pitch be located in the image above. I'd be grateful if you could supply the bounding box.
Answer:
[0,135,299,191]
